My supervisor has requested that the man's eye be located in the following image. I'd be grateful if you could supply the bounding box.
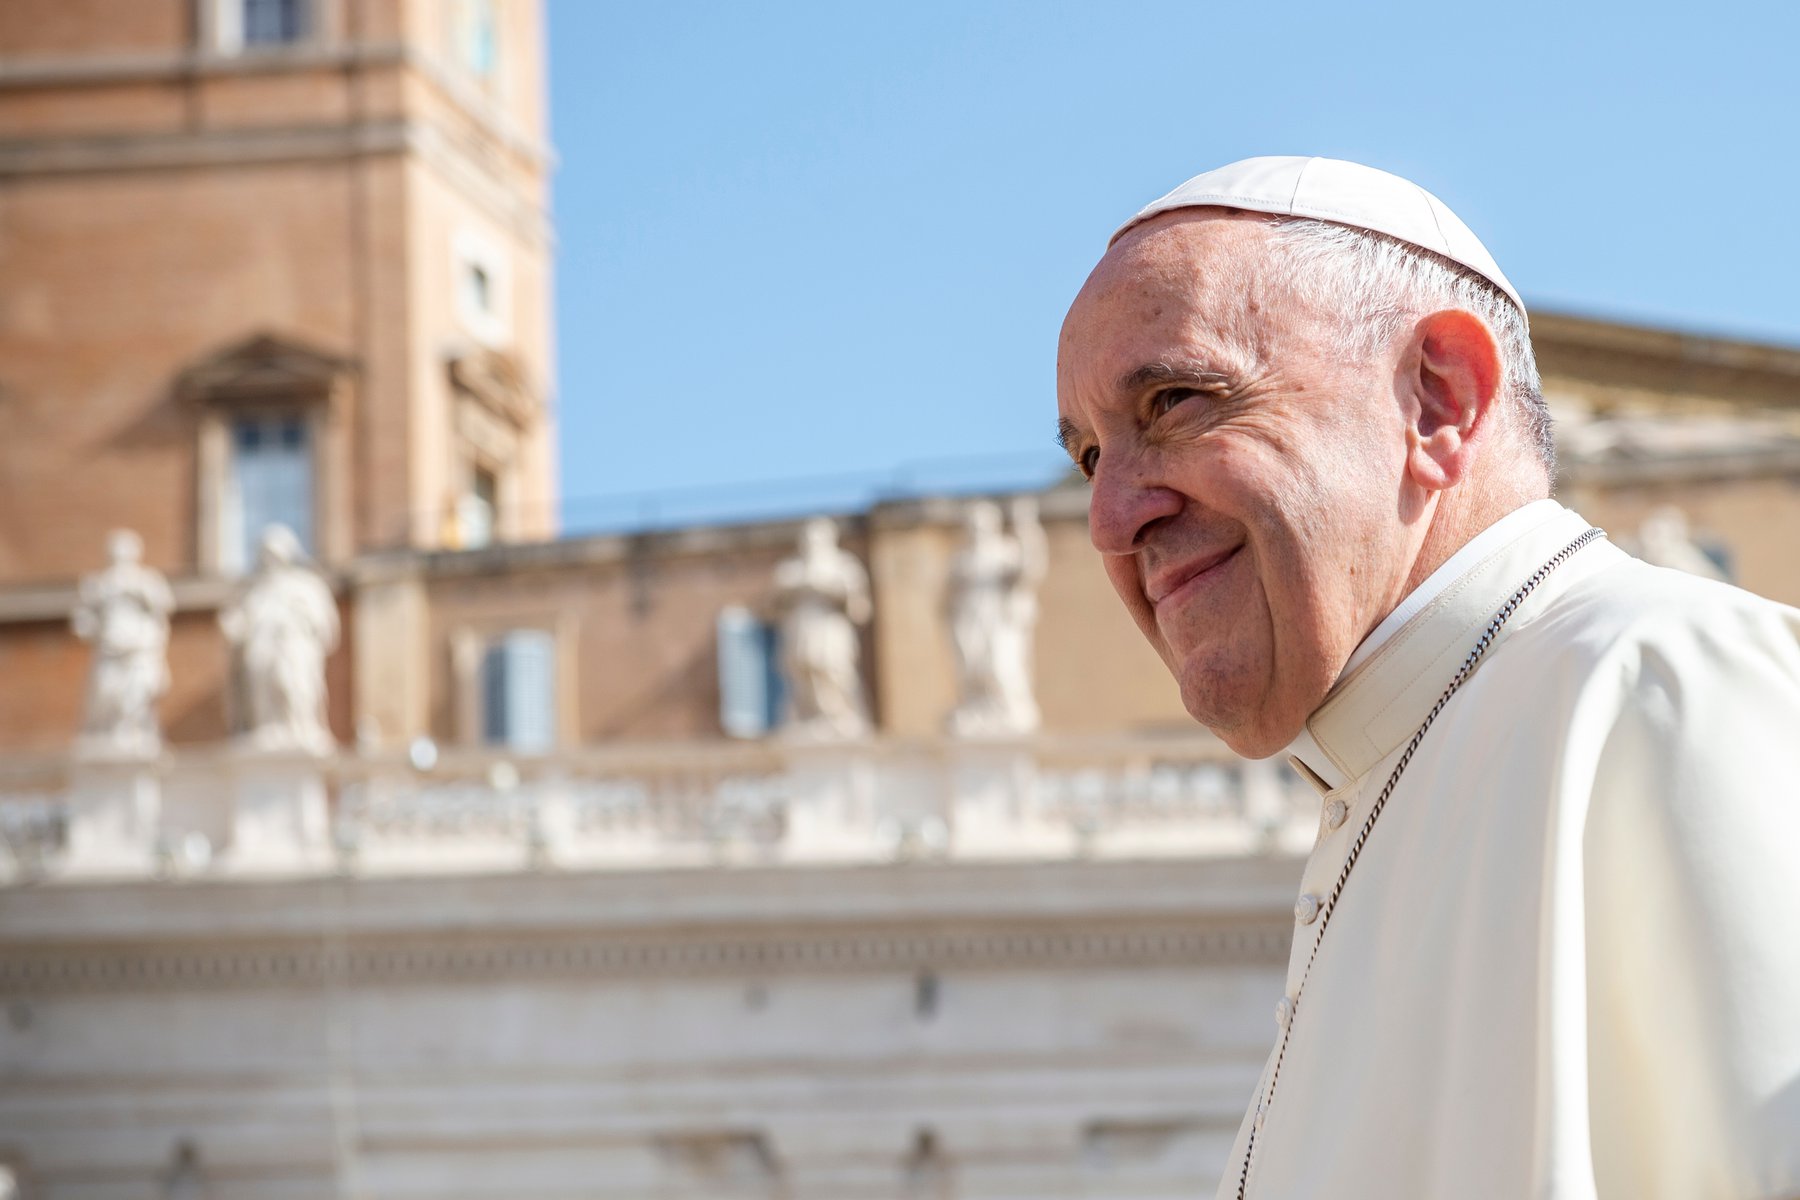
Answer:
[1153,387,1199,416]
[1079,446,1099,478]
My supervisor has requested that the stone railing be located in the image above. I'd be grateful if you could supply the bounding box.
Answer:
[0,733,1321,883]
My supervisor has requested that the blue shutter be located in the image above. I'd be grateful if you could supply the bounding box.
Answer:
[480,641,509,744]
[480,631,556,752]
[244,0,305,45]
[718,607,781,738]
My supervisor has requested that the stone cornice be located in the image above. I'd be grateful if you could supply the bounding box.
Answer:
[0,116,414,176]
[1534,311,1800,408]
[346,489,1092,585]
[345,513,876,585]
[1534,311,1800,377]
[0,856,1300,936]
[0,117,551,248]
[870,484,1090,529]
[1558,443,1800,489]
[0,856,1302,993]
[0,41,551,170]
[0,572,349,624]
[0,575,230,623]
[0,41,411,87]
[0,914,1293,996]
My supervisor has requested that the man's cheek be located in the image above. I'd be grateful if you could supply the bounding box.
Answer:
[1102,558,1159,641]
[1101,557,1138,606]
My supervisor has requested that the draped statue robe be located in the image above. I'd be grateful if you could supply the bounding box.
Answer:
[1221,502,1800,1199]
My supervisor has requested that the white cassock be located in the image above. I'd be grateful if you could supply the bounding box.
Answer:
[1220,500,1800,1199]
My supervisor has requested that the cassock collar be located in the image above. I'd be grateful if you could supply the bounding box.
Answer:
[1286,500,1591,793]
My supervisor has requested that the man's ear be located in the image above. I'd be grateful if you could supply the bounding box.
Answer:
[1403,309,1502,492]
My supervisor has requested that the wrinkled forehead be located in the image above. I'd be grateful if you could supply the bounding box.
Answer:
[1077,208,1272,305]
[1058,210,1279,384]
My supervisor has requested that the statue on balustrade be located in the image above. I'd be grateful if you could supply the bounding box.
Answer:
[947,497,1047,737]
[220,525,339,754]
[772,518,872,739]
[71,529,174,758]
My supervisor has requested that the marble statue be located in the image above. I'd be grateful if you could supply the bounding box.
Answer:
[71,530,174,758]
[220,525,339,754]
[1636,505,1727,580]
[772,518,872,739]
[946,497,1047,737]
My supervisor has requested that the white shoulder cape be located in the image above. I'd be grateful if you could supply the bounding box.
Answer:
[1222,503,1800,1200]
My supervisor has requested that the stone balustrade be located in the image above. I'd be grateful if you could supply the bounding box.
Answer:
[0,733,1320,883]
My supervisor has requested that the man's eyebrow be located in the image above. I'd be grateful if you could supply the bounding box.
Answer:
[1058,361,1235,456]
[1117,362,1235,394]
[1056,417,1082,455]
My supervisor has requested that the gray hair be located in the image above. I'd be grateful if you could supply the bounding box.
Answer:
[1264,218,1554,471]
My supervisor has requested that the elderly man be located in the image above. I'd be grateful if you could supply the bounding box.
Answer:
[1055,157,1800,1199]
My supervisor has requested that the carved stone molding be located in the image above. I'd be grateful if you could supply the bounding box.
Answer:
[0,42,552,169]
[449,345,538,429]
[0,917,1292,996]
[176,332,357,408]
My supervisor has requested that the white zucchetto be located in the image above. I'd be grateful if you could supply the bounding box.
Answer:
[1112,155,1525,318]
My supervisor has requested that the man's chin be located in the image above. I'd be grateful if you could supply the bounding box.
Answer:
[1207,722,1299,761]
[1180,704,1283,756]
[1176,675,1300,759]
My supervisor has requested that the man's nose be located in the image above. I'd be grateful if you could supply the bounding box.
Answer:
[1088,458,1182,556]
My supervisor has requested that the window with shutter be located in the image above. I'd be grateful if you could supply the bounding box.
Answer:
[717,607,783,738]
[242,0,308,46]
[479,630,557,752]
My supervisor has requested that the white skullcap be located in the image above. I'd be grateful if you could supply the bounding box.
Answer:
[1112,155,1525,318]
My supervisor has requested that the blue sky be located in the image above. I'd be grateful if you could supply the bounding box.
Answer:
[546,0,1799,532]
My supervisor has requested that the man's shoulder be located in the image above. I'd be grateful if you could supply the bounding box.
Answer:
[1489,551,1800,823]
[1546,548,1800,653]
[1512,549,1800,718]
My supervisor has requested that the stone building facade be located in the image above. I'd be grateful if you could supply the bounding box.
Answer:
[3,1,1799,759]
[0,0,556,747]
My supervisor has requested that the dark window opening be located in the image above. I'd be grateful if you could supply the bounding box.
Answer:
[243,0,308,46]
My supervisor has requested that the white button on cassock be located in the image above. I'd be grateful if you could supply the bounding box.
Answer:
[1324,798,1349,830]
[1275,994,1293,1030]
[1295,893,1322,925]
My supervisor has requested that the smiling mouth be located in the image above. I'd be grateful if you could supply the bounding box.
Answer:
[1148,545,1244,612]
